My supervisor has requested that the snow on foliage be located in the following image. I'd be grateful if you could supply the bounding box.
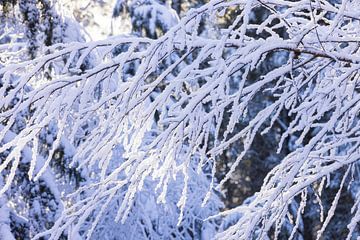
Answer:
[1,0,360,239]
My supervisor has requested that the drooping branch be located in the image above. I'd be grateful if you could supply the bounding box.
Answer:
[0,0,359,239]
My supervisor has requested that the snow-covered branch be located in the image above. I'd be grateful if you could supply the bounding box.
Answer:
[1,0,360,238]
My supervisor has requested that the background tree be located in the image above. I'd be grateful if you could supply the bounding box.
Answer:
[0,1,86,238]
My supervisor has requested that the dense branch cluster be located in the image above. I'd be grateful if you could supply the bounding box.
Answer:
[0,0,360,239]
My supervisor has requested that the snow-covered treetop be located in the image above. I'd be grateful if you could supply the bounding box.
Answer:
[1,0,360,239]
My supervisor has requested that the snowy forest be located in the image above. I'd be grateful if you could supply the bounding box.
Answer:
[0,0,359,239]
